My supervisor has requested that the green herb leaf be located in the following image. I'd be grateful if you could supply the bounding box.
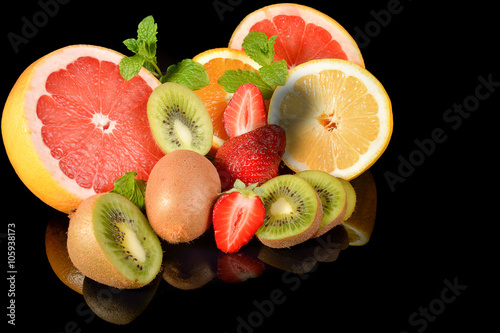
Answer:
[259,60,288,87]
[242,31,276,67]
[119,54,146,81]
[137,15,158,44]
[120,15,162,81]
[123,38,140,53]
[218,69,275,100]
[110,171,147,211]
[162,59,209,90]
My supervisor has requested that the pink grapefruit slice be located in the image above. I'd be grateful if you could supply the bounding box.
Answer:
[228,3,364,69]
[2,45,164,213]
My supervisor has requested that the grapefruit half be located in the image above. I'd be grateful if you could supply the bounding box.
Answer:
[228,3,364,69]
[2,45,164,213]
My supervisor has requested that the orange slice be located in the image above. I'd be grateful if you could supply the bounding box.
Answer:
[268,59,393,180]
[193,48,260,154]
[229,3,364,69]
[1,45,164,213]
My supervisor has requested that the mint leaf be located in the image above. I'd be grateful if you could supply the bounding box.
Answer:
[162,59,209,90]
[242,31,277,67]
[218,69,274,99]
[259,60,288,87]
[123,38,140,53]
[110,171,147,211]
[119,54,146,81]
[137,15,157,44]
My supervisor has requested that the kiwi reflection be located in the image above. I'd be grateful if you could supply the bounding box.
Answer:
[45,213,85,294]
[258,225,349,273]
[162,237,218,290]
[82,274,162,325]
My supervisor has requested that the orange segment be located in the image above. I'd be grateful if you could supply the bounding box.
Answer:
[268,59,392,180]
[193,48,260,154]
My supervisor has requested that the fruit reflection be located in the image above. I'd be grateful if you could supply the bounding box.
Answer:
[162,238,217,290]
[82,274,161,325]
[342,170,377,246]
[45,213,85,294]
[258,224,348,274]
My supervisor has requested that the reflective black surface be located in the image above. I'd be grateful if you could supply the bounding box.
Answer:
[2,0,495,332]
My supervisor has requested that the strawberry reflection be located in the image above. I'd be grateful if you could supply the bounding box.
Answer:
[217,252,266,283]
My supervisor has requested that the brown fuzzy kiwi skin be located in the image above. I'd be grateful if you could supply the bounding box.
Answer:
[257,190,323,249]
[145,149,221,243]
[67,193,147,289]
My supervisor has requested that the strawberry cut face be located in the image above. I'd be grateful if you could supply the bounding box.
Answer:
[212,190,266,253]
[222,83,267,138]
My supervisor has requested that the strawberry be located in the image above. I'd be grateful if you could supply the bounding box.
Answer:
[217,252,265,283]
[212,180,266,253]
[214,124,286,191]
[222,83,267,138]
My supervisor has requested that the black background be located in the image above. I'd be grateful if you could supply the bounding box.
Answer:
[1,0,497,332]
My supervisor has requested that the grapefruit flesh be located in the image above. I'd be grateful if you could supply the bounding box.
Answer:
[2,45,164,213]
[229,4,364,69]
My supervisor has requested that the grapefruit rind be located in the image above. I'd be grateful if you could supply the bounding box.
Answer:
[268,59,392,180]
[2,45,161,213]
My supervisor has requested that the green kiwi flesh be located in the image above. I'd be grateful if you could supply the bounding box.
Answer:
[93,193,163,285]
[339,178,357,223]
[147,82,213,155]
[255,175,323,248]
[297,170,347,238]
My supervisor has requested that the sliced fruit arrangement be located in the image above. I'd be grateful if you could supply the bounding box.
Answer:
[5,4,386,294]
[228,3,364,69]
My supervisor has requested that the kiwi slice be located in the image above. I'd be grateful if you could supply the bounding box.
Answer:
[92,193,163,286]
[255,175,323,248]
[339,178,357,222]
[147,82,213,155]
[297,170,347,238]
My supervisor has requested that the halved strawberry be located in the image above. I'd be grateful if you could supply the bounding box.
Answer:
[222,83,267,138]
[212,181,266,253]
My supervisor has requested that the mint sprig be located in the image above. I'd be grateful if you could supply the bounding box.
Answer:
[119,16,208,90]
[110,171,147,211]
[218,31,288,99]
